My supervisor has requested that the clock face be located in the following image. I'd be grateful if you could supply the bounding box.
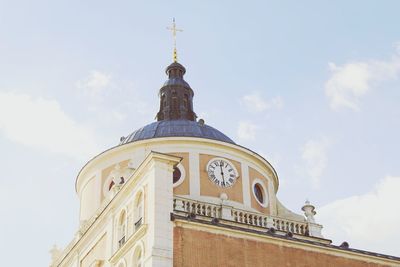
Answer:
[206,158,238,188]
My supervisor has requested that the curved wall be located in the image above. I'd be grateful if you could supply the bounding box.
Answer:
[76,138,279,222]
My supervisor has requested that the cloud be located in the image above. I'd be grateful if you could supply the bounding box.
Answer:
[76,70,112,97]
[237,121,258,140]
[301,137,331,188]
[325,48,400,111]
[241,93,283,113]
[0,91,102,160]
[318,176,400,256]
[395,42,400,55]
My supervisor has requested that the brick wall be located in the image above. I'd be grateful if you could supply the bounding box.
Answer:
[173,226,392,267]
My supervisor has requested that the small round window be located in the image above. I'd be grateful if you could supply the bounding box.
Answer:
[254,183,264,203]
[252,180,268,207]
[172,163,186,187]
[173,167,181,184]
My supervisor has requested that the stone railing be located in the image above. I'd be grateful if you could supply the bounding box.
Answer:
[173,197,221,218]
[231,209,270,227]
[273,218,307,235]
[173,197,309,236]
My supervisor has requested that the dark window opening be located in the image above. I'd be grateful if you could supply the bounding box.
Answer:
[254,183,264,204]
[183,94,189,109]
[108,180,115,191]
[173,167,182,184]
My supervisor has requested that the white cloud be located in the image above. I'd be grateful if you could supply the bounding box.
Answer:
[395,42,400,55]
[76,70,112,96]
[325,48,400,111]
[301,137,331,188]
[318,176,400,256]
[241,93,283,113]
[237,121,258,140]
[0,91,102,160]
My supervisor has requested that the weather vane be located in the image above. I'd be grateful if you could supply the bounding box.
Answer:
[167,18,183,63]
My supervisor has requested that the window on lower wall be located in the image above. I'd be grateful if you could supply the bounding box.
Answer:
[132,245,143,267]
[117,210,127,248]
[133,191,144,231]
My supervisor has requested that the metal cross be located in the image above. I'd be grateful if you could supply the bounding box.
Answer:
[167,18,183,62]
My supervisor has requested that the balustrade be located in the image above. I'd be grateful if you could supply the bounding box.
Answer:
[173,197,308,235]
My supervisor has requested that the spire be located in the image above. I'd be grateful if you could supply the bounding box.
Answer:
[157,20,196,121]
[166,18,183,63]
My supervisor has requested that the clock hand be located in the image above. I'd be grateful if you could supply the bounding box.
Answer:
[219,164,226,186]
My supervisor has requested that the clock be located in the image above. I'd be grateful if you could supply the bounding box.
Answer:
[206,158,239,188]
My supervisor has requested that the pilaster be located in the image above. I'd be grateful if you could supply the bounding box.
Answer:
[144,152,181,267]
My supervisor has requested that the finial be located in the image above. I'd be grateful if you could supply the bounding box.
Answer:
[302,200,316,223]
[167,18,183,63]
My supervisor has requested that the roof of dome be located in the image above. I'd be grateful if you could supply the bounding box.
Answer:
[119,120,235,145]
[165,62,186,74]
[163,77,190,87]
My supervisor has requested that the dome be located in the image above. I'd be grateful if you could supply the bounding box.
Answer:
[119,120,235,145]
[163,78,190,87]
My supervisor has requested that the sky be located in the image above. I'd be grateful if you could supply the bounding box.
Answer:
[0,0,399,266]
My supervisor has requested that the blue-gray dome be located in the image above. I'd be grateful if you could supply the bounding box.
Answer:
[119,120,235,145]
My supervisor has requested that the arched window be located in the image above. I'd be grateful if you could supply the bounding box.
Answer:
[116,259,126,267]
[183,94,188,109]
[132,245,143,267]
[118,210,127,248]
[133,191,144,231]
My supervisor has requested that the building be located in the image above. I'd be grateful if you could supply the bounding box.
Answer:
[50,58,400,267]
